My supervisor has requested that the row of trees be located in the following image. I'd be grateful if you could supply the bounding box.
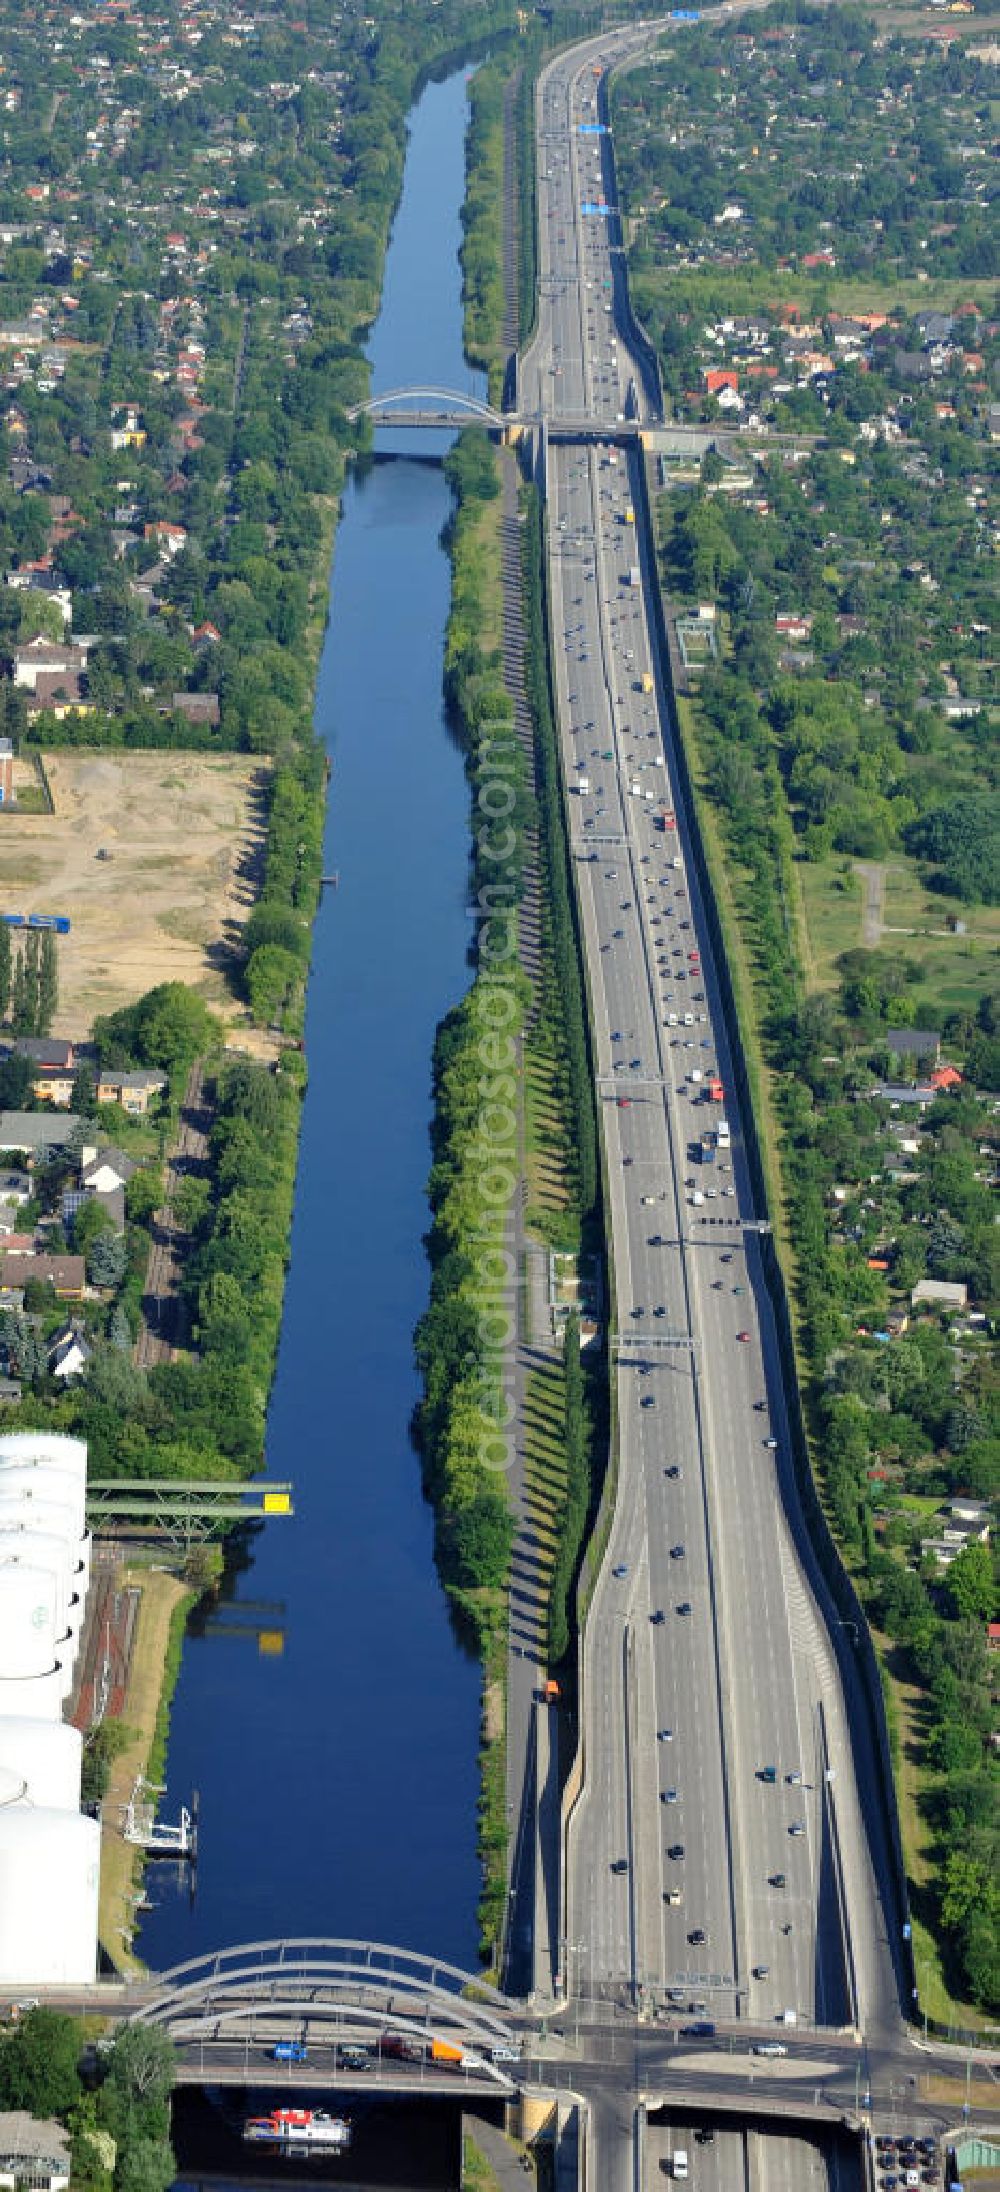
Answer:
[417,434,522,1633]
[0,926,59,1037]
[461,62,507,387]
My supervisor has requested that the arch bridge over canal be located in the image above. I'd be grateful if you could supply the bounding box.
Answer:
[347,386,509,431]
[128,1937,519,2093]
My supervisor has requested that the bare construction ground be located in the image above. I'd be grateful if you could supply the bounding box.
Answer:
[0,751,269,1038]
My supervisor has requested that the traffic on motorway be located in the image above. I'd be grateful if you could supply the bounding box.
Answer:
[522,22,897,2052]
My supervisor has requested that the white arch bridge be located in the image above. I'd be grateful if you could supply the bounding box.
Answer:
[127,1937,523,2090]
[347,386,510,429]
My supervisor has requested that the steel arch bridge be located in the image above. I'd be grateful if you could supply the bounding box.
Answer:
[347,386,506,427]
[129,1938,519,2075]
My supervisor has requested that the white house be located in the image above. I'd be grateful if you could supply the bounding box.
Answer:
[47,1325,92,1382]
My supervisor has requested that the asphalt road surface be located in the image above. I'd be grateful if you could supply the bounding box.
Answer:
[520,15,903,2124]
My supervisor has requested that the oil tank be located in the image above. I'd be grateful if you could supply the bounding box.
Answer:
[0,1496,91,1599]
[0,1665,66,1719]
[0,1526,87,1649]
[0,1433,88,1484]
[0,1561,58,1679]
[0,1717,82,1809]
[0,1467,85,1536]
[0,1531,76,1649]
[0,1806,99,1983]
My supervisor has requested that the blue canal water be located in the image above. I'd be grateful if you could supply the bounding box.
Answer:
[138,67,486,1976]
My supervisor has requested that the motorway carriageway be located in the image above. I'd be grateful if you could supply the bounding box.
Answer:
[527,25,898,2053]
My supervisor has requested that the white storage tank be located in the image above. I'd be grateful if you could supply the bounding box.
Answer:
[0,1499,92,1605]
[0,1806,99,1984]
[0,1717,82,1810]
[0,1486,83,1545]
[0,1665,66,1720]
[0,1434,88,1484]
[0,1522,88,1631]
[0,1467,85,1537]
[0,1561,58,1679]
[0,1531,76,1645]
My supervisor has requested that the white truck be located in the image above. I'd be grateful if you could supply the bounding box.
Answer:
[672,2152,689,2180]
[716,1116,731,1149]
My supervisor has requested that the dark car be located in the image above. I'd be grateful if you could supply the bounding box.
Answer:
[688,1928,705,1944]
[651,1609,665,1625]
[682,2021,715,2038]
[769,1872,786,1887]
[611,1858,628,1874]
[677,1601,692,1616]
[667,1843,684,1859]
[695,2129,716,2146]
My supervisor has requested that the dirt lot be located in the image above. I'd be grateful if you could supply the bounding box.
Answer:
[0,751,269,1039]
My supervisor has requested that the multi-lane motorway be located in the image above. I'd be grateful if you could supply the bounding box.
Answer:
[519,18,907,2161]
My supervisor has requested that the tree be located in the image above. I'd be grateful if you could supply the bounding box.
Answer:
[72,1062,97,1115]
[945,1542,995,1624]
[102,2024,175,2112]
[904,795,1000,906]
[114,2138,176,2192]
[109,1303,132,1352]
[73,1198,115,1258]
[89,1230,128,1289]
[0,2007,83,2116]
[245,943,298,1027]
[446,1485,513,1591]
[94,983,215,1075]
[38,931,58,1034]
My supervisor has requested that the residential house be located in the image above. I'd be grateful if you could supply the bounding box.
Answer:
[63,1181,125,1235]
[143,520,187,558]
[6,1036,75,1073]
[169,693,220,728]
[47,1323,92,1381]
[0,1112,92,1162]
[0,1250,86,1297]
[10,636,91,693]
[0,1170,31,1209]
[949,1498,990,1535]
[0,2115,70,2192]
[879,1085,936,1106]
[886,1028,941,1063]
[30,1069,75,1109]
[911,1278,968,1311]
[95,1068,166,1116]
[81,1148,136,1194]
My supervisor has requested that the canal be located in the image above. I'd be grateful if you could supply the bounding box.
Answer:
[139,66,486,1978]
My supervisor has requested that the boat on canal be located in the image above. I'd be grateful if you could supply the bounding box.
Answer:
[243,2109,352,2154]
